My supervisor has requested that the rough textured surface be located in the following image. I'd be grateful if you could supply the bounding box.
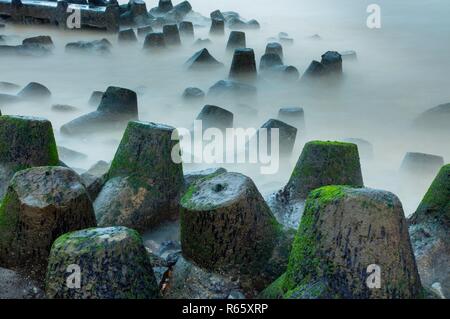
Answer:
[0,166,96,279]
[284,141,363,200]
[226,31,246,52]
[0,116,59,199]
[180,172,286,292]
[45,227,160,299]
[262,186,423,299]
[0,267,44,299]
[95,121,184,233]
[409,164,450,298]
[164,255,243,299]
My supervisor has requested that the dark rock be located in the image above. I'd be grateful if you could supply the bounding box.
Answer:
[210,18,225,36]
[137,25,153,37]
[185,48,223,70]
[143,32,166,50]
[118,28,138,43]
[0,166,96,279]
[46,227,160,299]
[400,152,444,177]
[22,35,54,49]
[0,116,59,199]
[150,0,173,16]
[278,107,305,130]
[182,87,205,101]
[196,104,233,132]
[210,10,224,21]
[80,172,106,201]
[226,31,246,51]
[94,121,184,232]
[65,39,112,55]
[259,53,283,71]
[179,21,194,38]
[247,19,260,29]
[302,60,327,79]
[321,51,343,74]
[164,1,192,23]
[227,16,247,30]
[265,42,283,60]
[229,48,257,82]
[284,141,363,200]
[17,82,51,100]
[163,24,181,46]
[262,186,423,299]
[88,90,104,107]
[60,86,138,135]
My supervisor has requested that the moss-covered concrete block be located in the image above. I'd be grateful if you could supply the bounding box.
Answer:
[0,115,59,199]
[0,166,96,279]
[285,140,363,199]
[267,186,423,299]
[95,121,184,232]
[45,226,160,299]
[180,172,285,291]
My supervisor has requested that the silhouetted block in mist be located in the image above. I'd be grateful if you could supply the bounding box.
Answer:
[143,32,166,50]
[179,21,194,38]
[400,152,444,177]
[163,24,181,46]
[17,82,51,100]
[65,39,112,55]
[229,48,257,82]
[118,28,138,43]
[208,80,257,100]
[60,86,138,135]
[182,87,205,101]
[210,18,225,36]
[413,102,450,132]
[340,50,357,61]
[210,9,224,21]
[265,42,283,60]
[259,53,283,71]
[196,104,234,132]
[321,51,343,74]
[278,107,305,130]
[226,31,246,52]
[185,48,223,70]
[255,119,297,156]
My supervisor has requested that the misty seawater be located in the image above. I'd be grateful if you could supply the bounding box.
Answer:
[1,0,449,219]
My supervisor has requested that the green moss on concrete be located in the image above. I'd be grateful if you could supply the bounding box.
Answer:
[412,164,450,225]
[286,140,363,199]
[0,115,59,172]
